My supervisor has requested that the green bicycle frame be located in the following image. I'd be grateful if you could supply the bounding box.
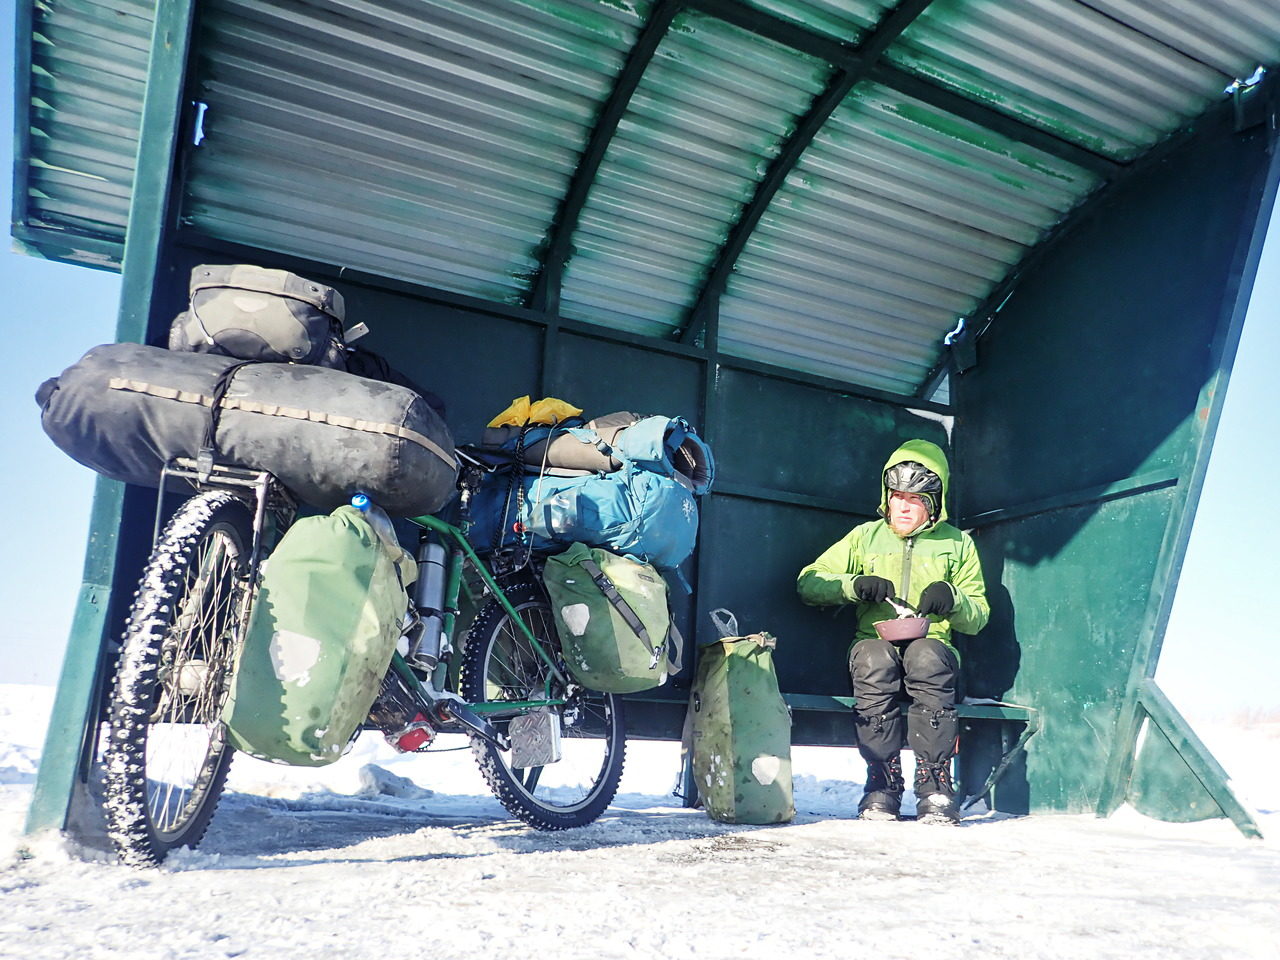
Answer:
[406,512,566,712]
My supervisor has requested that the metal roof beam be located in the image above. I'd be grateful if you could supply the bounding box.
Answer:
[680,0,938,346]
[687,0,1122,179]
[870,65,1124,180]
[527,0,681,317]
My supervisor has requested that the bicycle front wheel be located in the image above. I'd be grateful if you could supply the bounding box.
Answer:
[461,581,626,829]
[103,490,253,866]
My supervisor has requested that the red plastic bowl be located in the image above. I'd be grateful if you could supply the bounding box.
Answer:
[873,616,930,643]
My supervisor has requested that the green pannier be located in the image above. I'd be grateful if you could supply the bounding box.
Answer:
[690,612,794,824]
[542,542,683,694]
[222,504,416,766]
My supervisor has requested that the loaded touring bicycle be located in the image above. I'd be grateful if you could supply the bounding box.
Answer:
[101,446,630,866]
[38,268,711,866]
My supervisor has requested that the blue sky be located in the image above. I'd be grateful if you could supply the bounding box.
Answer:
[2,19,1278,718]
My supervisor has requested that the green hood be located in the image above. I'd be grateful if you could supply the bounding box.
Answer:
[879,439,951,529]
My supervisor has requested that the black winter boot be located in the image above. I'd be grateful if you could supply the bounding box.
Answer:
[858,754,905,821]
[913,760,958,824]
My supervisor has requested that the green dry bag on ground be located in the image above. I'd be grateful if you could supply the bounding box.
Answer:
[222,504,416,765]
[542,542,683,694]
[690,612,794,824]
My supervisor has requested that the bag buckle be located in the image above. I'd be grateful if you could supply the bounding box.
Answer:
[196,445,215,482]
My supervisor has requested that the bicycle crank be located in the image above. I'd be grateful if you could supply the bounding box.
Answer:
[436,700,509,751]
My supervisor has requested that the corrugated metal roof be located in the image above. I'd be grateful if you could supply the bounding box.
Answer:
[184,0,649,303]
[719,80,1101,392]
[887,0,1269,160]
[12,0,1280,399]
[18,0,153,243]
[739,0,893,46]
[559,8,832,336]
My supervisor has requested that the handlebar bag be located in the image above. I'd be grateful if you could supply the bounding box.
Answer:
[168,264,347,367]
[542,543,683,694]
[221,504,416,766]
[37,342,457,516]
[689,631,795,824]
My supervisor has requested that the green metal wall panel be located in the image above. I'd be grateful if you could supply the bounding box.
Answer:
[956,129,1264,523]
[956,109,1276,817]
[552,331,704,423]
[333,294,544,446]
[1130,720,1222,823]
[715,366,950,502]
[699,495,861,696]
[965,489,1174,812]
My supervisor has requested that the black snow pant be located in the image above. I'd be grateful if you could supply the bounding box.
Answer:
[849,637,959,767]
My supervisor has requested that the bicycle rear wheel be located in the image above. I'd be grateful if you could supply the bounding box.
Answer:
[103,490,253,866]
[461,581,626,829]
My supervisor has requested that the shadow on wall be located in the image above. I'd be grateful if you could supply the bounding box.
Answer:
[958,580,1020,703]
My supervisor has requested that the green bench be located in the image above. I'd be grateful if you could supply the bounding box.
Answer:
[782,694,1040,811]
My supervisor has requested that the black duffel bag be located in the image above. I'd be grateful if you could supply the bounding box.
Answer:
[36,343,458,517]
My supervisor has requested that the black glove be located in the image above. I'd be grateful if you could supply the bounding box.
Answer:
[851,575,895,604]
[917,581,955,617]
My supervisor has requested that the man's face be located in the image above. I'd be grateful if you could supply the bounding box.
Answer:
[888,490,930,535]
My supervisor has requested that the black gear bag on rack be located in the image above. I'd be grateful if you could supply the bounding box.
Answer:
[36,342,457,517]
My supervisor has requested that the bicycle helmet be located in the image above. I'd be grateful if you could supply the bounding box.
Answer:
[884,460,942,520]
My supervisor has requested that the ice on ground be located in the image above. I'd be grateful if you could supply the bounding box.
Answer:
[2,683,1278,960]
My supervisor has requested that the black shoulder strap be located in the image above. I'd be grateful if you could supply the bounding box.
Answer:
[580,557,654,655]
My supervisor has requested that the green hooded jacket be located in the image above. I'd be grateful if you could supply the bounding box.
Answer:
[795,439,989,651]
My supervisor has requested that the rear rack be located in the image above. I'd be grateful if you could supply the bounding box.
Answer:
[153,457,297,577]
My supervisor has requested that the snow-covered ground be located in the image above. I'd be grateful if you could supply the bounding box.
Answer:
[2,683,1278,960]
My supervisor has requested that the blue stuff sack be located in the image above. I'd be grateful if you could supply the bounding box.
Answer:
[468,463,699,572]
[481,412,714,496]
[611,416,714,495]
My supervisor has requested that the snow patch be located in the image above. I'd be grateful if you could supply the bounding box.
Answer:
[560,603,591,636]
[3,686,1280,959]
[750,754,781,786]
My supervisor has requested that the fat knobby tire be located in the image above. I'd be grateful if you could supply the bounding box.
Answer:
[103,491,252,866]
[461,581,626,830]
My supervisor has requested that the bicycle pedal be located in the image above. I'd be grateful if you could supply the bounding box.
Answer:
[386,714,436,752]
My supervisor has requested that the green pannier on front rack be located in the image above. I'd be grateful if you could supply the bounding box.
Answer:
[542,542,683,694]
[221,504,416,766]
[690,615,794,825]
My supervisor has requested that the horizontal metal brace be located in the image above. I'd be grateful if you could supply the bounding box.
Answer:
[960,470,1179,529]
[783,693,1036,722]
[711,481,873,516]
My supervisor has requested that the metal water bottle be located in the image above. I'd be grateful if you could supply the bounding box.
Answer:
[413,532,448,669]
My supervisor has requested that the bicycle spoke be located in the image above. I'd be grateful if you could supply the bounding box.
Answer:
[144,523,243,837]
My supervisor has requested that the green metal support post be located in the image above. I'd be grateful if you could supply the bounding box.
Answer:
[1137,680,1262,839]
[25,0,199,838]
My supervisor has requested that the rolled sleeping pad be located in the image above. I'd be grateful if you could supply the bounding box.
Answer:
[36,342,458,517]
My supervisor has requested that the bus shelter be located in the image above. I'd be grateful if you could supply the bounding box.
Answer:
[12,0,1280,840]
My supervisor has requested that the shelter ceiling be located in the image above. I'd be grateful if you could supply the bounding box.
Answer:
[13,0,1280,398]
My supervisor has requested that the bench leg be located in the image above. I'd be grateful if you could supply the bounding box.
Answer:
[961,718,1039,811]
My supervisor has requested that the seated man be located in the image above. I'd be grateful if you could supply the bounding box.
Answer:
[796,439,989,824]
